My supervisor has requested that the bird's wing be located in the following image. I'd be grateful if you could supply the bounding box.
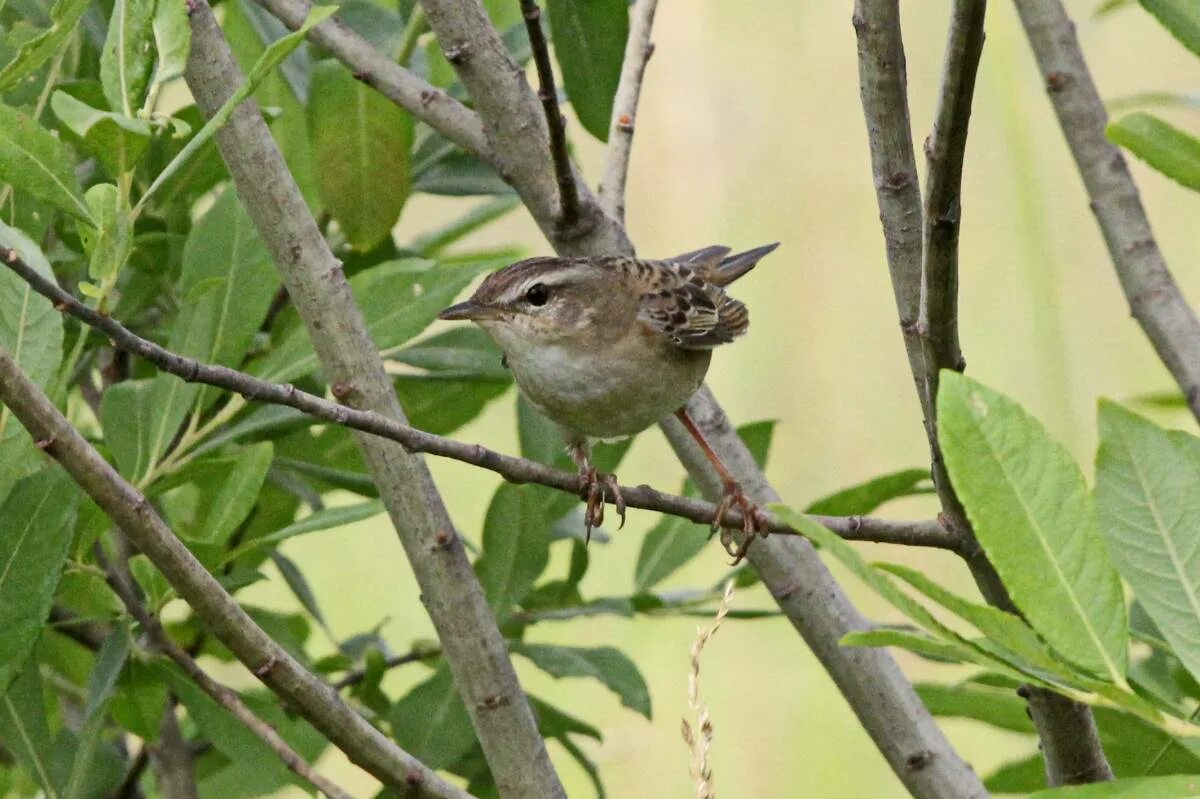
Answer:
[636,262,749,350]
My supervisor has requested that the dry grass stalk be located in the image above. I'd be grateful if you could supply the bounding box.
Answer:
[681,580,735,799]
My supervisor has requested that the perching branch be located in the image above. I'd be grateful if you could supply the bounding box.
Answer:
[518,0,580,231]
[598,0,659,223]
[94,546,355,799]
[182,5,565,796]
[0,247,958,552]
[853,0,1114,786]
[1012,0,1200,423]
[0,345,474,799]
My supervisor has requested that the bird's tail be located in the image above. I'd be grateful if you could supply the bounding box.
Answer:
[711,242,780,286]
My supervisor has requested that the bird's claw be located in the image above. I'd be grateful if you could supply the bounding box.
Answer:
[581,467,626,544]
[712,479,768,565]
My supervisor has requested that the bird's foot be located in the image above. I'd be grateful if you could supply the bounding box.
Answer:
[581,467,626,544]
[712,479,769,565]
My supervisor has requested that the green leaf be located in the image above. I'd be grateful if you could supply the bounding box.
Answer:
[1096,402,1200,688]
[915,681,1036,733]
[65,626,131,799]
[269,550,329,629]
[1138,0,1200,56]
[1031,776,1200,797]
[392,327,512,435]
[0,470,79,697]
[389,664,476,771]
[99,379,156,480]
[841,628,987,664]
[100,0,158,116]
[0,104,92,224]
[79,183,132,284]
[50,91,155,179]
[512,643,651,718]
[307,59,413,251]
[181,188,278,368]
[805,468,931,515]
[226,500,384,561]
[0,0,89,92]
[151,0,190,86]
[876,563,1071,679]
[475,483,554,619]
[409,197,520,256]
[1107,112,1200,192]
[0,654,58,797]
[937,372,1127,682]
[545,0,628,140]
[255,258,493,382]
[195,442,274,544]
[0,221,64,395]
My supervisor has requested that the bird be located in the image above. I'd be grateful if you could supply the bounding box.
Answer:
[437,242,779,563]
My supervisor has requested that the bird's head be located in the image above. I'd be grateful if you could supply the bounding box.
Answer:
[438,256,623,352]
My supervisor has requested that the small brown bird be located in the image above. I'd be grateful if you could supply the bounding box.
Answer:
[438,243,779,561]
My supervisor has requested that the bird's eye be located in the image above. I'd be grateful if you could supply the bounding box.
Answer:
[525,283,550,306]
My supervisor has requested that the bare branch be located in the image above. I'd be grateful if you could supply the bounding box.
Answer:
[0,345,474,799]
[252,0,488,159]
[0,247,958,552]
[921,0,985,389]
[854,0,1114,785]
[518,0,580,230]
[95,547,355,799]
[150,705,199,799]
[598,0,659,223]
[1012,0,1200,422]
[181,5,564,795]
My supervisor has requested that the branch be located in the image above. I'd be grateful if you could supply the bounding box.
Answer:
[251,0,488,159]
[181,6,564,796]
[0,346,473,799]
[920,0,984,388]
[94,546,355,799]
[150,702,200,799]
[518,0,580,230]
[1012,0,1200,422]
[854,0,1114,786]
[0,248,958,552]
[598,0,659,223]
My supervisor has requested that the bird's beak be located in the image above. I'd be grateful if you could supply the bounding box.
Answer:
[438,300,496,321]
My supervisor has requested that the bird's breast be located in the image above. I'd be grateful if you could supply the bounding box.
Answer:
[507,336,711,439]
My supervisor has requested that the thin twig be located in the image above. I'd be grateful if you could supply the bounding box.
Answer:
[518,0,580,231]
[95,547,356,799]
[0,246,958,552]
[1012,0,1200,423]
[598,0,659,223]
[334,649,441,690]
[0,345,474,799]
[853,0,1114,786]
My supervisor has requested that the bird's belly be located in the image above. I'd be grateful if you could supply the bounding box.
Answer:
[510,343,710,438]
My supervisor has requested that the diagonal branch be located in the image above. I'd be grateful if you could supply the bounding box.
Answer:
[251,0,488,159]
[0,247,957,552]
[93,546,355,799]
[0,345,474,799]
[853,0,1114,786]
[183,5,565,796]
[1012,0,1200,423]
[598,0,659,223]
[518,0,580,231]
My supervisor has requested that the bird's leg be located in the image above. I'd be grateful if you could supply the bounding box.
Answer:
[567,440,626,543]
[674,407,769,564]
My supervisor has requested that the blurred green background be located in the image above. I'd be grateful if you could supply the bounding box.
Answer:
[242,1,1200,795]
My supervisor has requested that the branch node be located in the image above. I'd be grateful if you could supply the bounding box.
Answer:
[1044,70,1071,93]
[444,43,470,65]
[477,694,511,712]
[906,750,934,772]
[253,655,278,678]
